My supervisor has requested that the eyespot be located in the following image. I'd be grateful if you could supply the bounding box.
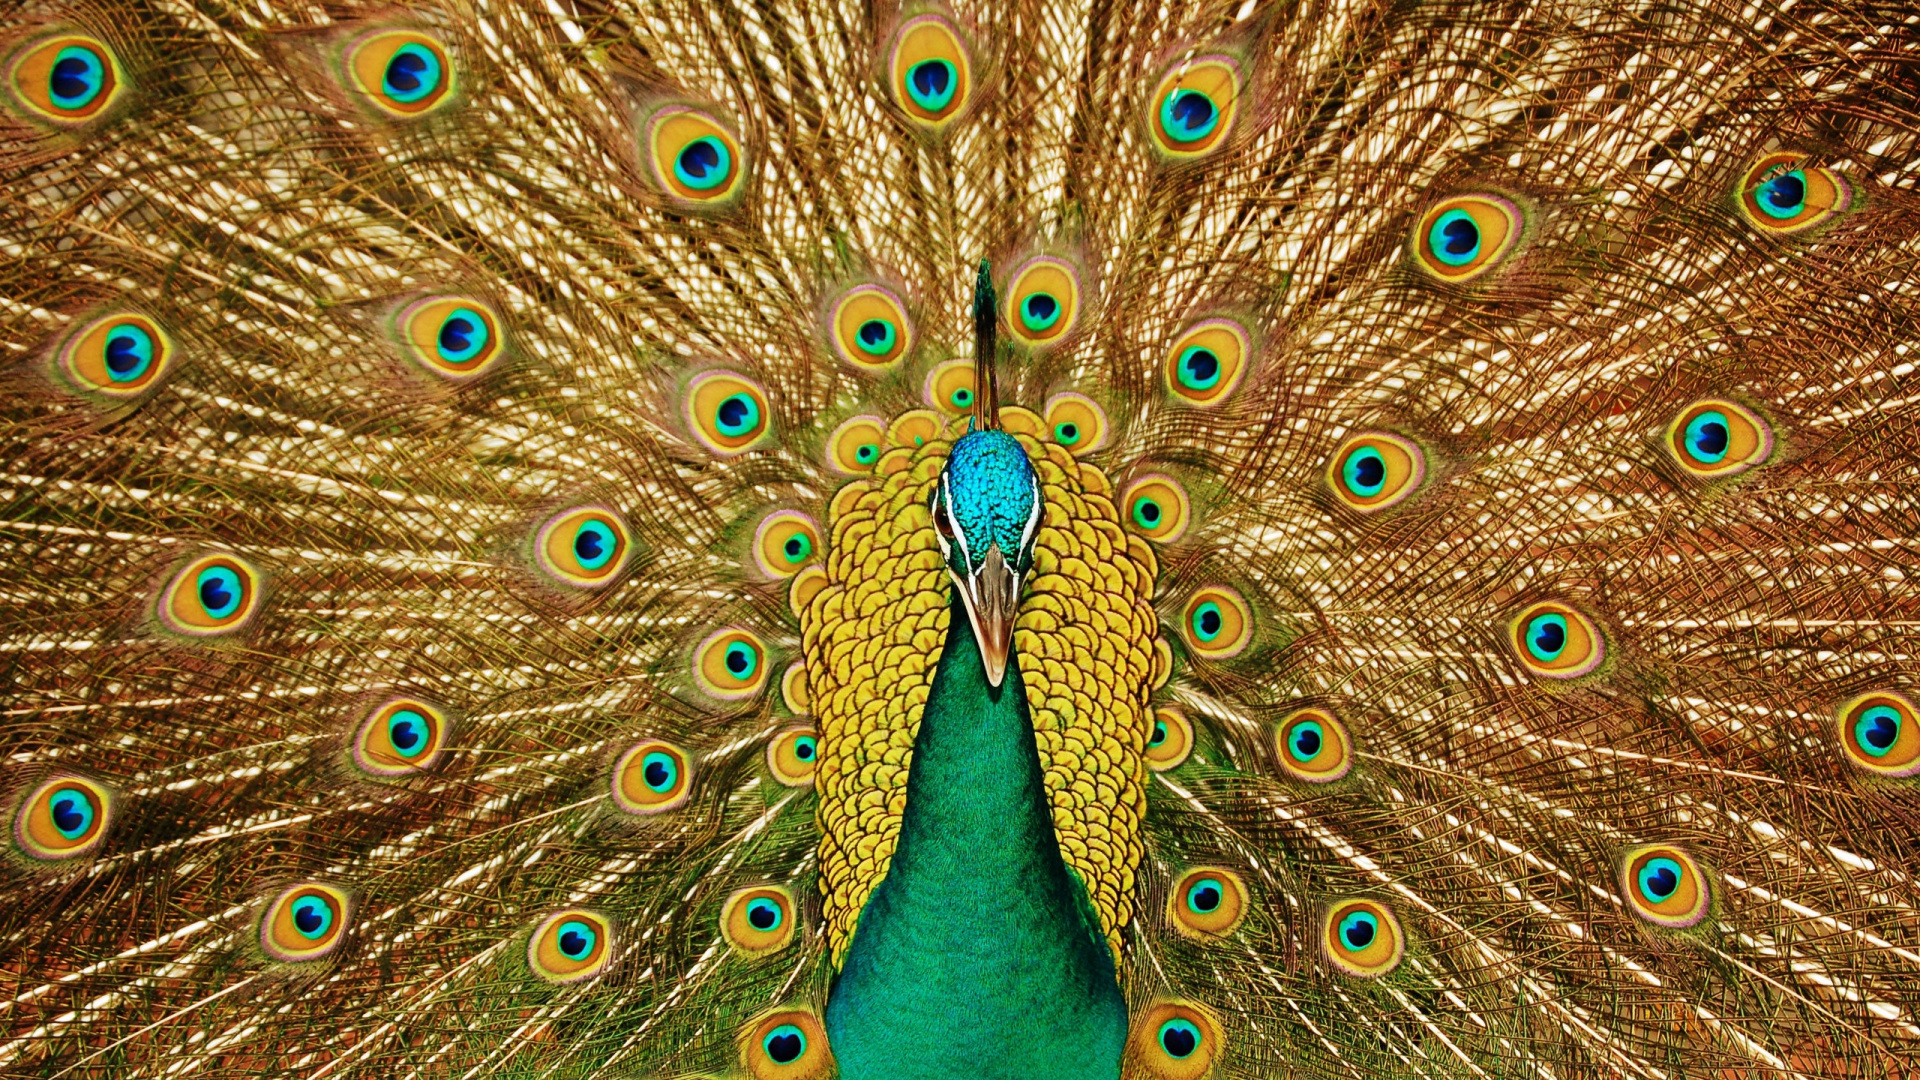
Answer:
[722,884,797,954]
[752,511,821,580]
[886,15,971,128]
[1144,706,1193,772]
[346,30,454,118]
[780,661,811,716]
[694,628,769,701]
[1169,867,1247,939]
[612,740,692,815]
[1004,256,1083,347]
[533,505,632,589]
[48,312,174,405]
[1164,318,1250,406]
[924,359,978,415]
[529,909,614,984]
[1326,432,1426,514]
[645,106,747,206]
[1147,57,1241,161]
[155,553,263,639]
[829,284,913,370]
[741,1009,832,1079]
[260,883,352,963]
[1180,586,1252,660]
[1508,601,1605,680]
[12,775,113,862]
[1618,845,1711,929]
[889,409,944,449]
[350,697,451,778]
[1126,1001,1222,1080]
[1412,194,1526,283]
[1043,392,1107,456]
[1322,899,1405,978]
[1122,475,1191,543]
[1737,153,1854,235]
[826,415,888,475]
[1836,692,1920,778]
[1664,398,1772,479]
[6,34,122,124]
[687,371,772,455]
[1274,707,1352,784]
[397,296,503,382]
[765,726,820,787]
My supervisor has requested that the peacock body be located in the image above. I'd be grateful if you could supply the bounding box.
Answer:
[3,0,1920,1077]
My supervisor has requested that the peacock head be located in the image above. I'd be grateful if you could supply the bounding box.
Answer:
[930,429,1040,687]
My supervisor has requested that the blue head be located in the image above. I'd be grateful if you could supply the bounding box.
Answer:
[930,429,1041,687]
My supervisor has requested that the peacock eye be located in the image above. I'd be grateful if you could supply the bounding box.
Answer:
[347,30,454,118]
[1043,392,1107,456]
[1147,57,1241,161]
[352,697,451,778]
[51,312,174,406]
[643,106,747,207]
[767,727,820,787]
[1169,867,1247,938]
[529,909,614,983]
[686,371,771,455]
[261,883,352,963]
[1619,845,1711,929]
[1004,256,1083,347]
[741,1011,829,1075]
[533,506,632,588]
[13,775,114,862]
[1122,475,1191,543]
[1664,399,1772,479]
[1507,601,1605,680]
[1179,587,1252,660]
[1326,432,1426,513]
[723,885,797,954]
[827,415,887,475]
[1836,692,1920,777]
[1159,1018,1202,1058]
[1737,153,1853,235]
[613,740,693,814]
[886,15,972,128]
[6,34,123,125]
[156,553,264,639]
[752,510,822,579]
[829,284,913,369]
[1144,706,1193,772]
[1322,899,1405,977]
[934,502,956,541]
[694,628,769,700]
[1411,193,1527,282]
[397,296,505,382]
[1275,707,1353,783]
[1129,1002,1222,1077]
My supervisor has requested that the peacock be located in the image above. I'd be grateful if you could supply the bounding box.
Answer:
[4,0,1920,1076]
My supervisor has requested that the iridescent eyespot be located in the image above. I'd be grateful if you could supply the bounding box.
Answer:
[645,106,747,206]
[1126,1001,1222,1080]
[780,661,811,716]
[1144,706,1193,772]
[1508,601,1605,680]
[1412,193,1526,283]
[1322,899,1405,978]
[260,883,352,963]
[886,15,971,129]
[532,505,632,589]
[1122,475,1191,543]
[741,1009,832,1079]
[529,909,614,984]
[1164,318,1250,406]
[1664,398,1772,479]
[695,628,769,701]
[1836,691,1920,778]
[1147,57,1241,161]
[925,359,978,416]
[827,415,888,475]
[1180,586,1252,660]
[767,726,820,787]
[350,697,451,779]
[752,511,822,580]
[1169,866,1247,939]
[155,553,264,639]
[1004,256,1083,347]
[888,409,944,449]
[829,284,913,370]
[396,296,503,382]
[1737,153,1854,235]
[1618,845,1711,929]
[612,740,692,815]
[6,34,122,125]
[50,312,173,404]
[1043,392,1107,456]
[722,884,797,954]
[346,30,454,118]
[1326,432,1426,514]
[687,371,772,455]
[12,774,113,862]
[1275,707,1352,784]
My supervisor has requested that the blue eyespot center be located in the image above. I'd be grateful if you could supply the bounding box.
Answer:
[746,898,782,931]
[783,534,811,562]
[855,444,878,464]
[1856,706,1901,757]
[1177,345,1221,390]
[291,895,334,940]
[196,567,243,619]
[1290,722,1324,762]
[1342,447,1387,497]
[1191,601,1223,642]
[1526,613,1568,662]
[1055,422,1080,445]
[1637,858,1682,902]
[1429,208,1482,266]
[388,709,428,757]
[724,641,758,679]
[1760,169,1807,219]
[1149,720,1168,747]
[1133,499,1162,528]
[49,46,105,110]
[103,325,154,381]
[905,59,957,112]
[641,752,677,793]
[855,318,896,355]
[1684,411,1731,463]
[1020,292,1061,332]
[1339,911,1378,950]
[1187,879,1222,914]
[1160,88,1219,143]
[715,393,760,437]
[764,1024,806,1064]
[556,919,595,960]
[793,736,817,761]
[573,520,616,570]
[949,388,972,408]
[1158,1018,1201,1059]
[382,44,443,104]
[674,136,731,191]
[437,309,489,363]
[49,788,94,839]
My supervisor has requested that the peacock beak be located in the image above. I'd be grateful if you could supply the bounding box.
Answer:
[957,543,1020,687]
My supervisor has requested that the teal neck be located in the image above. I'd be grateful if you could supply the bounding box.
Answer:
[823,604,1126,1079]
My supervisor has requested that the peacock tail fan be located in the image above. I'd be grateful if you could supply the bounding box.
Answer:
[3,0,1919,1077]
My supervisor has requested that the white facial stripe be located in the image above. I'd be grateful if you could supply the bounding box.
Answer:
[939,471,974,570]
[1017,481,1042,558]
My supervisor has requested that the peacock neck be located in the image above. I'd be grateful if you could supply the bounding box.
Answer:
[823,600,1127,1079]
